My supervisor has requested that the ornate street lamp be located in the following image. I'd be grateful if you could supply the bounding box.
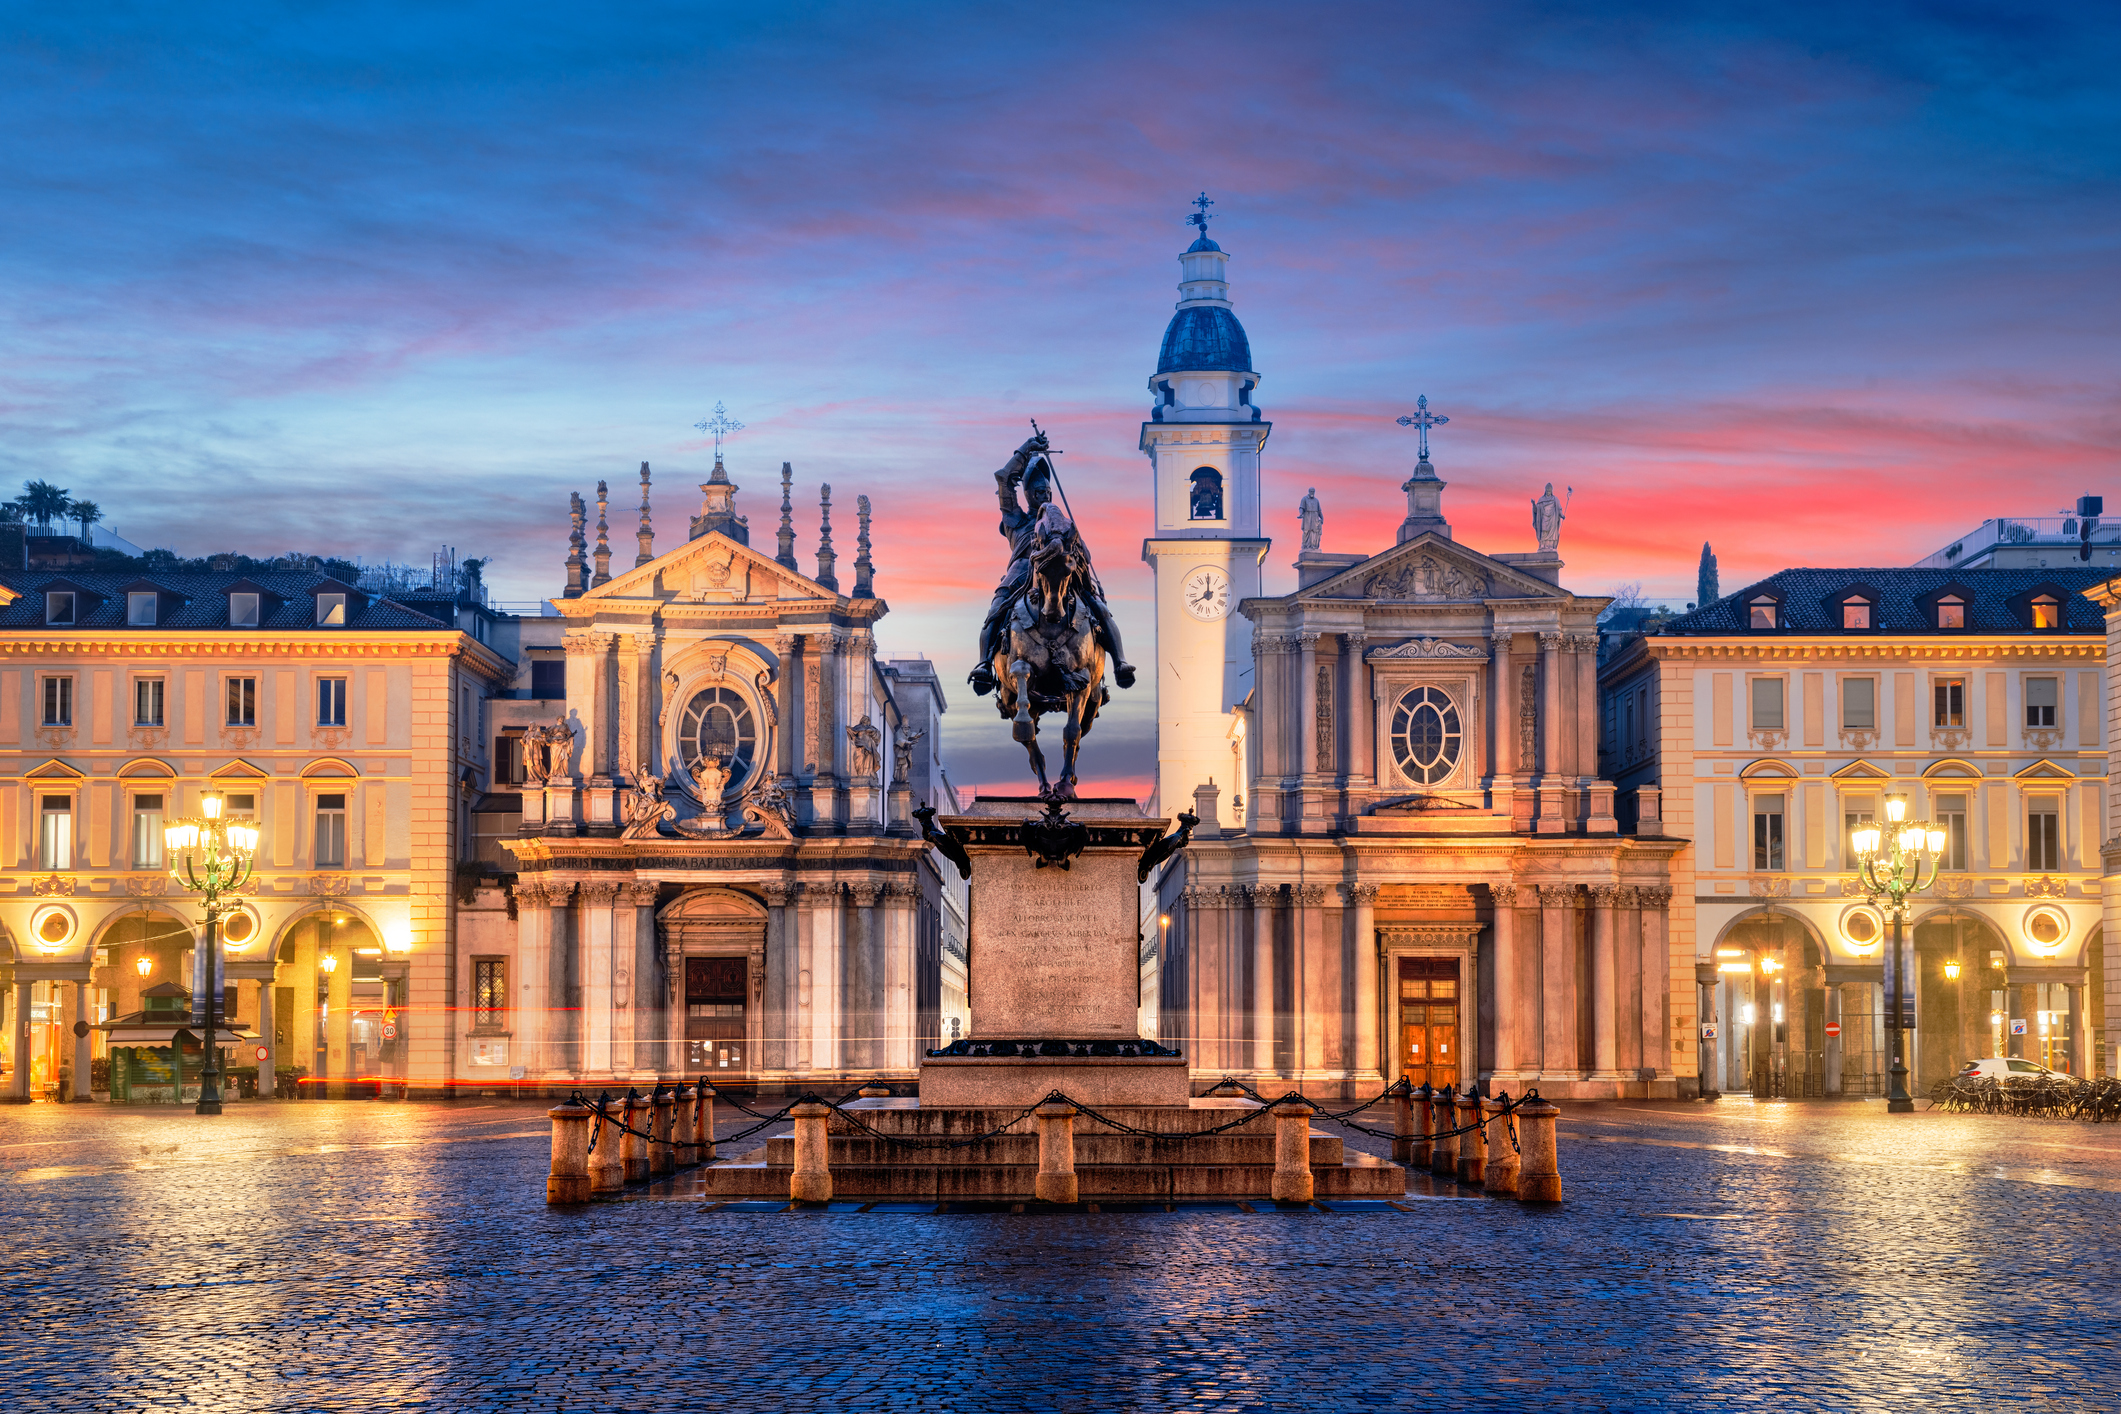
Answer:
[164,789,259,1115]
[1850,794,1946,1114]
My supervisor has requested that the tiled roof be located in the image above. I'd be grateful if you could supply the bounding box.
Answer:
[0,569,451,631]
[1660,567,2111,635]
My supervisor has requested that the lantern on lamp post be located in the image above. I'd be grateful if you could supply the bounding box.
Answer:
[1850,794,1946,1114]
[163,788,259,1115]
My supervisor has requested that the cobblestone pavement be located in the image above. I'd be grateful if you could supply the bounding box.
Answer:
[3,1095,2117,1411]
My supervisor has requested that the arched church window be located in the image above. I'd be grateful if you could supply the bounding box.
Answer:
[1188,468,1224,521]
[677,686,758,795]
[1389,686,1462,786]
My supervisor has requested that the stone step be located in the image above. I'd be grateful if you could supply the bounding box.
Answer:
[755,1129,1344,1168]
[694,1148,1407,1201]
[804,1097,1283,1141]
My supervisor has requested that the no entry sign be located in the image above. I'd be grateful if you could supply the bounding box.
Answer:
[1824,1022,1841,1037]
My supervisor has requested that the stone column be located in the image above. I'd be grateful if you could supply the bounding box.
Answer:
[1251,884,1277,1077]
[1345,633,1370,787]
[1182,888,1213,1074]
[1574,635,1600,780]
[885,881,919,1073]
[773,634,799,786]
[544,881,578,1078]
[762,882,794,1073]
[1489,882,1518,1083]
[847,882,882,1072]
[258,974,277,1098]
[1537,883,1577,1079]
[72,980,91,1101]
[1590,883,1622,1084]
[1640,886,1673,1082]
[513,883,549,1077]
[1538,632,1564,778]
[616,634,642,777]
[9,980,29,1099]
[1346,883,1380,1086]
[581,882,620,1078]
[1297,632,1320,779]
[1489,632,1516,781]
[626,883,662,1075]
[1296,883,1326,1077]
[792,883,817,1074]
[815,883,843,1075]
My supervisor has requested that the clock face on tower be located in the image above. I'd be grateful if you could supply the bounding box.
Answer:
[1182,566,1230,621]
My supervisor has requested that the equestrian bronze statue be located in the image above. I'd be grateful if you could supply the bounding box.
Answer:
[968,430,1135,799]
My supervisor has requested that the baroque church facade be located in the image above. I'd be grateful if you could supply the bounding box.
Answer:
[1143,218,1686,1101]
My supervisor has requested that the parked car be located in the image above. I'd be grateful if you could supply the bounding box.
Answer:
[1958,1057,2062,1081]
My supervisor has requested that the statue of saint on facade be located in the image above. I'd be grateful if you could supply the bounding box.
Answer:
[1298,487,1323,552]
[668,752,733,837]
[967,430,1133,800]
[1531,482,1566,553]
[522,713,575,783]
[892,726,923,782]
[619,762,674,840]
[847,713,882,778]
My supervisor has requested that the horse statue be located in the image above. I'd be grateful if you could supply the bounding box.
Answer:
[984,501,1109,799]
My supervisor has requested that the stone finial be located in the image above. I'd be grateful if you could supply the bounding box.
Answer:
[1191,779,1223,840]
[853,494,874,598]
[690,457,749,545]
[776,462,798,570]
[592,480,612,586]
[815,483,838,591]
[635,462,654,567]
[564,491,587,599]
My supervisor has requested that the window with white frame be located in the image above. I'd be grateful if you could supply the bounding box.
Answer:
[226,676,257,727]
[132,794,164,869]
[1752,793,1786,871]
[2025,676,2058,729]
[45,590,75,625]
[1840,596,1872,629]
[1933,792,1968,871]
[1843,794,1876,861]
[41,676,73,727]
[229,592,260,627]
[317,676,347,728]
[39,795,73,870]
[1935,594,1967,629]
[1388,685,1463,786]
[2030,594,2061,630]
[1841,677,1876,730]
[133,677,165,727]
[1750,677,1785,731]
[1934,677,1965,728]
[314,792,348,867]
[316,592,347,626]
[1749,596,1778,629]
[2026,794,2060,872]
[127,592,157,626]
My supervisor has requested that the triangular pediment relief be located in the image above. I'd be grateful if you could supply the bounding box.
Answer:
[1829,760,1893,780]
[210,759,271,779]
[23,758,86,779]
[569,532,836,611]
[1296,533,1569,605]
[2014,758,2076,780]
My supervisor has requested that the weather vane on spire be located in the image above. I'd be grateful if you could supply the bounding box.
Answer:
[695,401,744,459]
[1187,191,1214,237]
[1396,395,1449,461]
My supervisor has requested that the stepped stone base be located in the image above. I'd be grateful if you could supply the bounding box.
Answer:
[696,1097,1408,1201]
[918,1055,1192,1108]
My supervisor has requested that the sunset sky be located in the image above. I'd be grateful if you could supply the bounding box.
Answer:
[4,3,2117,795]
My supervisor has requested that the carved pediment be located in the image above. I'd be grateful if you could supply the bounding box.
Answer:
[1294,531,1572,606]
[575,531,835,608]
[1364,552,1487,602]
[1367,638,1489,661]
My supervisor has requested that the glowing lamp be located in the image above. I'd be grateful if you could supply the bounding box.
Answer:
[135,953,153,978]
[1943,959,1961,980]
[1885,795,1907,823]
[1740,1004,1758,1025]
[201,790,224,820]
[1851,827,1880,857]
[319,953,339,975]
[1926,829,1947,855]
[385,927,413,955]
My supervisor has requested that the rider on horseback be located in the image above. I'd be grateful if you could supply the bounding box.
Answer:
[968,432,1136,695]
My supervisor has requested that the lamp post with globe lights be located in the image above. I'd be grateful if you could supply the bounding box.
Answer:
[1850,793,1947,1113]
[163,789,259,1115]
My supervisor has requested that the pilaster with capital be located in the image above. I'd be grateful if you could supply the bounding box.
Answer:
[761,880,797,1071]
[1536,632,1565,781]
[1343,882,1381,1082]
[1297,632,1321,778]
[1636,885,1674,1080]
[1488,880,1520,1079]
[1248,882,1279,1077]
[1488,632,1517,780]
[1343,632,1370,785]
[1294,882,1328,1071]
[773,634,800,783]
[1588,883,1623,1082]
[1534,882,1577,1078]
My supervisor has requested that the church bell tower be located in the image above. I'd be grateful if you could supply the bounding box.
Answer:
[1140,196,1270,827]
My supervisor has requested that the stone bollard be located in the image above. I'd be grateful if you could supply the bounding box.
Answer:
[1484,1095,1520,1198]
[622,1093,652,1184]
[1269,1100,1316,1204]
[589,1096,626,1196]
[1430,1084,1458,1178]
[1456,1089,1485,1187]
[1033,1100,1080,1204]
[1392,1085,1416,1166]
[1516,1098,1562,1203]
[789,1100,834,1204]
[546,1101,593,1205]
[1411,1084,1435,1170]
[672,1085,698,1167]
[698,1083,718,1163]
[650,1089,677,1177]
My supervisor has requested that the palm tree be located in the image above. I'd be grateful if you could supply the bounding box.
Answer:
[18,480,72,531]
[71,499,102,546]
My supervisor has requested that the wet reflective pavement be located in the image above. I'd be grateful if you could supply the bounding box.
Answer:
[4,1097,2116,1410]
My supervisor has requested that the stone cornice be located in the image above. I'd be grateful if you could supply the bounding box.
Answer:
[0,629,513,677]
[1642,637,2103,662]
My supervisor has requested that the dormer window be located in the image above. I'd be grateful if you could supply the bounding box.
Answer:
[316,592,347,626]
[1748,595,1778,629]
[1840,596,1872,630]
[45,591,75,626]
[229,592,260,627]
[1935,594,1966,629]
[128,592,157,626]
[2030,594,2061,629]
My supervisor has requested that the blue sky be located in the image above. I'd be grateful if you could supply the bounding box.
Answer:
[4,2,2117,793]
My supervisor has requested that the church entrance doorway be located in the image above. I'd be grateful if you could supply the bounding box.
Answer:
[685,956,748,1073]
[1397,956,1461,1091]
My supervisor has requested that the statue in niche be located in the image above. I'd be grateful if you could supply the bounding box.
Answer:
[1531,482,1566,553]
[893,727,924,783]
[848,713,883,778]
[1298,488,1323,552]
